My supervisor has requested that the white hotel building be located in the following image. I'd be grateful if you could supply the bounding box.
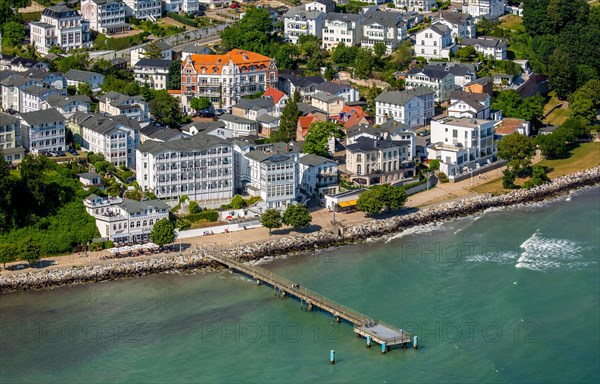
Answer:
[83,195,170,244]
[19,108,66,153]
[29,5,89,55]
[322,13,362,50]
[427,117,496,180]
[136,134,234,203]
[245,151,299,210]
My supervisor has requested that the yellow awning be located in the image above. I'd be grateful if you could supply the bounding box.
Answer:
[338,199,358,208]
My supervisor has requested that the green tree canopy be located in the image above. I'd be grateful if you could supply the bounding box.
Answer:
[144,41,163,59]
[77,82,93,98]
[357,185,407,215]
[230,195,247,209]
[3,21,25,47]
[303,121,341,157]
[150,91,184,128]
[0,243,18,269]
[272,90,300,142]
[282,204,312,229]
[190,97,212,111]
[188,200,200,214]
[496,133,535,172]
[151,218,175,246]
[354,48,374,80]
[261,208,282,234]
[20,237,41,266]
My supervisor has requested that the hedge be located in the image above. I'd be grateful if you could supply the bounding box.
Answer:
[167,12,198,27]
[187,210,219,222]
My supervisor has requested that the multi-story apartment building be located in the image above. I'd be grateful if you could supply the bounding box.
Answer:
[41,94,91,118]
[283,7,325,44]
[462,0,505,21]
[448,90,491,119]
[299,154,339,201]
[81,0,129,34]
[71,112,140,167]
[29,5,90,55]
[345,135,415,186]
[123,0,162,20]
[322,13,363,50]
[65,69,105,93]
[99,91,149,122]
[375,87,435,127]
[427,117,496,180]
[406,66,456,102]
[245,150,298,210]
[361,10,407,54]
[130,42,172,67]
[414,24,457,60]
[305,0,335,13]
[425,62,476,88]
[394,0,437,12]
[181,50,278,110]
[83,195,170,244]
[460,37,507,60]
[20,85,65,114]
[133,59,171,90]
[136,134,234,202]
[162,0,199,14]
[19,108,66,153]
[0,113,25,164]
[432,11,476,43]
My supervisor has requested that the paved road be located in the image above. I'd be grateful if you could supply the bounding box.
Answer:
[171,34,222,51]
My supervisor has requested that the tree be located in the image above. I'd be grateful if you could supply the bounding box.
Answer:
[150,91,184,128]
[455,46,476,61]
[357,185,407,215]
[20,237,41,266]
[0,243,18,269]
[274,43,299,70]
[188,200,200,214]
[261,209,282,234]
[569,79,600,124]
[548,48,577,99]
[150,218,175,246]
[55,52,90,73]
[23,43,37,60]
[168,60,182,90]
[331,42,357,67]
[77,82,93,98]
[496,133,535,172]
[492,91,545,127]
[428,159,440,171]
[389,40,412,70]
[373,42,387,58]
[230,195,246,209]
[502,169,516,189]
[190,97,212,112]
[144,41,163,59]
[3,21,25,47]
[275,90,300,142]
[303,121,340,157]
[354,48,374,80]
[282,204,312,229]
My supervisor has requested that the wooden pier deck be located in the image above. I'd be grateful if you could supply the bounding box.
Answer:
[204,254,414,349]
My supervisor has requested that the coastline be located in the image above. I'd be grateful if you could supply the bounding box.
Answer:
[2,166,599,294]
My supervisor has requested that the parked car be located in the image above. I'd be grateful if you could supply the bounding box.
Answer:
[69,148,79,155]
[47,151,58,157]
[215,109,226,116]
[57,150,65,157]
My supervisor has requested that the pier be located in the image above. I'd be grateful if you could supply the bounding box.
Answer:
[204,253,415,352]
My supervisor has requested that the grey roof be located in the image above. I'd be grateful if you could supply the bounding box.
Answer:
[0,74,30,87]
[119,198,170,215]
[99,91,145,108]
[375,88,434,105]
[137,133,231,155]
[378,119,411,133]
[233,98,274,111]
[436,11,472,24]
[22,84,49,95]
[428,24,451,36]
[346,136,410,153]
[300,153,337,167]
[462,37,506,49]
[43,5,79,18]
[134,59,172,68]
[245,150,294,163]
[256,114,279,124]
[78,172,101,180]
[449,90,488,103]
[19,108,65,126]
[325,12,361,22]
[315,81,353,95]
[76,113,140,135]
[312,91,344,103]
[362,10,403,28]
[284,6,324,19]
[279,73,325,88]
[407,66,453,80]
[65,69,103,83]
[177,42,212,54]
[110,57,128,65]
[45,94,91,108]
[297,102,326,115]
[0,113,18,126]
[219,113,256,125]
[466,76,492,85]
[181,120,225,134]
[140,124,185,142]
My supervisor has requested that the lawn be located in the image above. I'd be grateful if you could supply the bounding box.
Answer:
[471,142,600,194]
[498,14,525,33]
[543,92,571,126]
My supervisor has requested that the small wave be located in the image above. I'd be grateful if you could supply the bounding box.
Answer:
[466,251,519,263]
[246,254,288,266]
[384,222,445,243]
[515,230,591,271]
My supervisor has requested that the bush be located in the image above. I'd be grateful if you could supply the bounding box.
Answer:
[188,200,200,214]
[187,210,219,222]
[502,169,516,189]
[167,12,198,27]
[438,172,449,183]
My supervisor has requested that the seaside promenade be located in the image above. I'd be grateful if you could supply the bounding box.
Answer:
[0,164,510,275]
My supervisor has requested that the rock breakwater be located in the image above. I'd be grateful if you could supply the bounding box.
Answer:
[2,166,599,293]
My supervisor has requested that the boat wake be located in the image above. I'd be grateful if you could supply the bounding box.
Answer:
[515,230,593,271]
[384,222,445,243]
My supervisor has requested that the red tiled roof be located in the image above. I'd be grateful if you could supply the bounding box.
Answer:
[495,118,526,135]
[263,87,286,104]
[189,50,274,75]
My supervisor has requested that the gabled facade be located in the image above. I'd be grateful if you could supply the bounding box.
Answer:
[299,153,339,200]
[42,94,91,118]
[283,7,325,44]
[322,13,363,50]
[263,87,288,116]
[65,69,105,93]
[360,10,407,54]
[375,88,435,128]
[20,85,66,113]
[136,134,234,203]
[406,66,456,102]
[277,73,325,101]
[133,59,170,90]
[462,0,505,21]
[162,0,199,14]
[181,50,278,110]
[19,108,66,152]
[81,0,129,34]
[432,11,476,43]
[414,24,457,60]
[0,113,24,164]
[99,91,149,122]
[394,0,437,12]
[460,37,507,60]
[305,0,335,13]
[447,90,491,119]
[123,0,162,20]
[244,150,299,210]
[130,42,172,66]
[29,5,90,55]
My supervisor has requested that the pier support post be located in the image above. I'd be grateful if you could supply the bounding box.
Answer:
[381,342,387,354]
[366,336,371,348]
[413,336,418,350]
[256,279,260,285]
[330,350,335,365]
[335,316,340,323]
[307,303,313,312]
[280,290,286,299]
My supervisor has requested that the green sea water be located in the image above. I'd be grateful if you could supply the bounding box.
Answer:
[1,188,599,384]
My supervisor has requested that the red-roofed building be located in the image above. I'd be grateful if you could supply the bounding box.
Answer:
[494,118,530,137]
[296,113,320,141]
[333,105,371,129]
[263,86,288,115]
[180,50,278,111]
